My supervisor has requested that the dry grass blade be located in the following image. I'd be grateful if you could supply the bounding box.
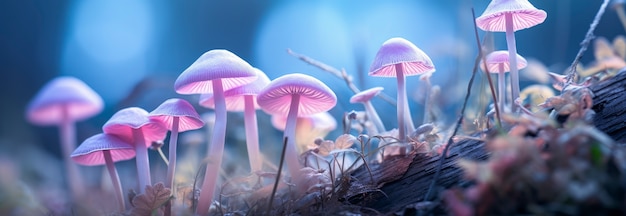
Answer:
[267,137,288,214]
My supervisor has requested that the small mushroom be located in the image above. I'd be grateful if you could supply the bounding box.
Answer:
[258,73,337,193]
[481,50,528,114]
[26,76,104,198]
[149,98,204,191]
[369,37,435,143]
[349,87,386,134]
[102,107,167,193]
[71,133,135,212]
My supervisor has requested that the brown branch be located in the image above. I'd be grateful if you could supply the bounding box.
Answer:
[565,0,611,87]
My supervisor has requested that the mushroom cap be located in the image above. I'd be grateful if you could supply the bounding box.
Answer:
[198,68,271,111]
[476,0,547,32]
[369,37,436,77]
[26,76,104,125]
[149,98,205,132]
[480,50,528,73]
[271,112,337,132]
[71,133,136,166]
[103,107,167,147]
[350,87,384,104]
[174,49,258,94]
[257,73,337,116]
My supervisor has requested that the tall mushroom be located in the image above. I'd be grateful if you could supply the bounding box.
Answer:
[476,0,546,111]
[199,69,270,173]
[149,98,204,191]
[71,133,135,212]
[26,76,104,198]
[349,87,386,134]
[174,49,257,215]
[369,37,435,143]
[257,73,337,192]
[102,107,167,193]
[480,50,528,114]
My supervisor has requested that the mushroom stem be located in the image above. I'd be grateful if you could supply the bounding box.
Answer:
[284,94,305,192]
[498,65,506,114]
[363,101,385,133]
[197,79,227,216]
[422,76,432,124]
[504,13,520,112]
[133,128,151,193]
[404,95,415,132]
[103,150,125,212]
[395,64,407,143]
[60,106,84,198]
[165,116,180,190]
[244,95,262,173]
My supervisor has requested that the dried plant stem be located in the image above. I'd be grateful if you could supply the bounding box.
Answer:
[287,49,397,106]
[424,8,484,201]
[565,0,611,87]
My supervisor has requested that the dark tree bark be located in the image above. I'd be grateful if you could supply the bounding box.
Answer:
[349,69,626,214]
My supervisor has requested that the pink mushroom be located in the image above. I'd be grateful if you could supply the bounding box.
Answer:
[369,37,435,143]
[102,107,167,193]
[149,98,204,191]
[481,50,528,114]
[71,133,135,212]
[476,0,546,111]
[258,73,337,192]
[349,87,386,134]
[199,69,270,173]
[26,76,104,198]
[174,49,257,215]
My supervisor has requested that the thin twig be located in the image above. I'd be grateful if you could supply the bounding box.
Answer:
[287,49,397,106]
[565,0,611,87]
[423,8,483,202]
[267,137,288,215]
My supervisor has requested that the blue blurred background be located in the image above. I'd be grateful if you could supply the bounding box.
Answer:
[0,0,622,179]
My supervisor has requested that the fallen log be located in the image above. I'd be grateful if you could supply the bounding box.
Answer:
[349,69,626,214]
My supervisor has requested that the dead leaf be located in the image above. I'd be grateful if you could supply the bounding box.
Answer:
[130,183,172,216]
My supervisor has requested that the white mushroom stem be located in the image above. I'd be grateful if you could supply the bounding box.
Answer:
[197,79,227,215]
[60,106,84,198]
[165,117,180,190]
[244,95,262,173]
[362,101,385,133]
[284,94,305,192]
[103,150,125,212]
[395,64,408,143]
[422,76,432,124]
[498,64,506,115]
[133,129,151,193]
[505,13,520,112]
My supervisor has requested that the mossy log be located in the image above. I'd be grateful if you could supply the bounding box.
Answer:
[349,69,626,214]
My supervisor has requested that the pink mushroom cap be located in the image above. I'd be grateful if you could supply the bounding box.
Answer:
[476,0,547,32]
[103,107,167,147]
[174,49,258,94]
[26,76,104,125]
[481,50,528,73]
[369,37,436,77]
[198,68,271,111]
[350,87,384,104]
[257,73,337,116]
[71,133,136,166]
[149,98,205,132]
